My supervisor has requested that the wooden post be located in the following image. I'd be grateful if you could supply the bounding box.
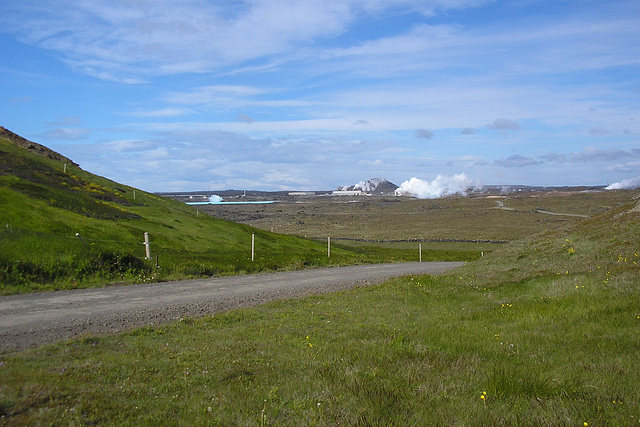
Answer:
[328,236,331,258]
[144,232,151,259]
[419,243,422,263]
[75,233,89,246]
[251,233,255,262]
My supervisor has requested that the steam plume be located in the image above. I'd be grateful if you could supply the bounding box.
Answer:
[605,176,640,190]
[209,195,223,203]
[395,173,482,199]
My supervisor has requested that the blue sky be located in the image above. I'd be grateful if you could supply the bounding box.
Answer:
[1,0,639,192]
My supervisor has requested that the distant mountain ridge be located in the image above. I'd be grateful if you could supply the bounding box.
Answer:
[339,178,398,194]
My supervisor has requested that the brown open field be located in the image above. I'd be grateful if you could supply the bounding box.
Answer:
[195,189,635,243]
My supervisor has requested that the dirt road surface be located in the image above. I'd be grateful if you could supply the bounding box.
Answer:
[0,262,462,353]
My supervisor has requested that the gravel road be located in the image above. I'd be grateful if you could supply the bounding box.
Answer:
[0,262,462,353]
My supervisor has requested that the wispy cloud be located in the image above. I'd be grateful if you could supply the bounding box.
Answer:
[494,155,542,168]
[65,126,405,189]
[487,119,520,131]
[415,129,434,139]
[2,1,491,82]
[570,147,640,163]
[163,85,273,105]
[47,116,81,126]
[237,114,254,124]
[540,147,640,164]
[9,96,32,105]
[124,108,193,118]
[588,127,611,135]
[40,128,91,140]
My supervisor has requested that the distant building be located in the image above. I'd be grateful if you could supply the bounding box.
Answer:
[288,192,315,196]
[332,190,364,196]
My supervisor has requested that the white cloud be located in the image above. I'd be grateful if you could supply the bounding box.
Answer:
[134,118,375,134]
[415,129,434,139]
[237,114,254,123]
[539,153,567,163]
[487,119,520,131]
[570,147,640,163]
[607,160,640,174]
[58,127,401,191]
[40,128,90,140]
[47,116,81,126]
[4,0,638,89]
[493,155,541,168]
[9,96,32,105]
[358,159,383,166]
[326,23,461,58]
[164,85,274,105]
[102,139,161,153]
[539,147,640,164]
[1,0,492,82]
[124,108,192,118]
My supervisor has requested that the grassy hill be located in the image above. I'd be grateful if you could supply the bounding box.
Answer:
[2,129,434,295]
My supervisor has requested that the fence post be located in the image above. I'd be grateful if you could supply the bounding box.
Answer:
[328,236,331,258]
[144,232,151,259]
[75,232,89,246]
[419,243,422,263]
[251,233,255,262]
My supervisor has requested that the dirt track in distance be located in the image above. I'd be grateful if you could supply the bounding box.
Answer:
[0,262,462,353]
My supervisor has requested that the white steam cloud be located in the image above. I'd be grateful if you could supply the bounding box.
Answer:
[605,176,640,190]
[353,178,385,193]
[209,195,223,203]
[395,173,482,199]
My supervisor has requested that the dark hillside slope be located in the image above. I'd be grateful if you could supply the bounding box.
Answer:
[0,137,140,221]
[0,129,364,294]
[0,126,77,165]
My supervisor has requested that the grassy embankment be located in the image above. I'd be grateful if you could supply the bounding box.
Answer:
[1,188,638,424]
[0,136,477,295]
